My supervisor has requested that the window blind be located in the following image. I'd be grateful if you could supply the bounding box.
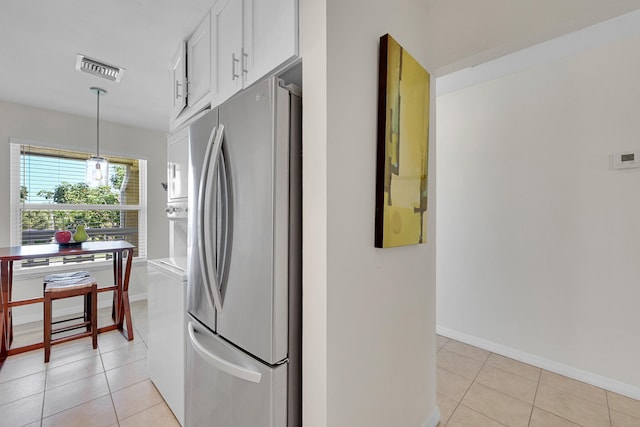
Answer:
[9,141,147,267]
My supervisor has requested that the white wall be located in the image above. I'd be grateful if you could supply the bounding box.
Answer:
[436,31,640,397]
[302,0,438,426]
[0,100,168,323]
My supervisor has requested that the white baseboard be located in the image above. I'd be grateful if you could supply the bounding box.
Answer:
[13,293,147,326]
[422,407,441,427]
[437,325,640,401]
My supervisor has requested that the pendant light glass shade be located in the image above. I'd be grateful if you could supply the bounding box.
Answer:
[86,87,109,187]
[86,156,109,185]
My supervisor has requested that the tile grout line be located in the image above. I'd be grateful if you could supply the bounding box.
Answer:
[455,354,594,426]
[451,354,543,422]
[39,355,49,427]
[443,345,506,427]
[438,340,479,426]
[39,371,111,422]
[461,352,511,427]
[438,334,628,400]
[39,335,128,425]
[471,375,538,408]
[100,327,151,426]
[483,354,542,384]
[526,364,542,427]
[605,390,612,427]
[3,304,147,426]
[119,400,166,425]
[531,406,589,427]
[536,369,614,424]
[110,381,168,426]
[442,341,619,427]
[479,361,540,396]
[99,334,122,427]
[0,354,48,386]
[445,340,618,427]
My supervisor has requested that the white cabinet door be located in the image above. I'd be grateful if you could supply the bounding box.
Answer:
[187,12,211,108]
[243,0,298,88]
[170,42,187,120]
[167,126,189,202]
[211,0,243,107]
[211,0,298,108]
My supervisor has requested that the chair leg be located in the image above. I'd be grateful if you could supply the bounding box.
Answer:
[91,287,98,349]
[44,293,51,363]
[111,292,116,321]
[85,293,92,332]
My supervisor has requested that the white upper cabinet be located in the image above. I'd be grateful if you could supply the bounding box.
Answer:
[211,0,243,108]
[243,0,298,88]
[170,13,212,128]
[211,0,298,107]
[170,42,187,120]
[170,0,298,127]
[187,13,212,109]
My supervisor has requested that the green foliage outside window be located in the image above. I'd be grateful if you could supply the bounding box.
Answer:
[21,165,126,236]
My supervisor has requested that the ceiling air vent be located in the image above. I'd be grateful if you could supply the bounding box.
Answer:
[75,54,125,83]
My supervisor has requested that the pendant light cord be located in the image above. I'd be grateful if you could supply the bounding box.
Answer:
[96,89,100,158]
[90,87,106,159]
[87,87,107,185]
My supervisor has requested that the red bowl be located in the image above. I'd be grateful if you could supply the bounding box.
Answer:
[54,230,72,244]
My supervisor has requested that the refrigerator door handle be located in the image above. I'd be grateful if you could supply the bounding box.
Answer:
[188,322,262,383]
[197,125,224,312]
[217,123,232,299]
[204,124,225,310]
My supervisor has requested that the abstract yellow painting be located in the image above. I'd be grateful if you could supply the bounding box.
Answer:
[375,34,430,248]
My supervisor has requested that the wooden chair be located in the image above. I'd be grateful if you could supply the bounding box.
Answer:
[43,272,98,363]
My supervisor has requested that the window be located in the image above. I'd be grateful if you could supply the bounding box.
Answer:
[10,140,147,268]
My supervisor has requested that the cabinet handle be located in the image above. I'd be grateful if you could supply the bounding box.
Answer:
[175,80,182,99]
[241,48,248,75]
[232,53,240,80]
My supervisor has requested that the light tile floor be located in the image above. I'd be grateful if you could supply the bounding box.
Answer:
[436,335,640,427]
[0,300,179,427]
[5,309,640,427]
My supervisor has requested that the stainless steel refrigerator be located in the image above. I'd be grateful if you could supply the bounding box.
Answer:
[185,76,301,427]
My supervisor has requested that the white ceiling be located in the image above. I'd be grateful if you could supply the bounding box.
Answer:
[423,0,640,76]
[1,0,639,132]
[437,9,640,96]
[0,0,215,132]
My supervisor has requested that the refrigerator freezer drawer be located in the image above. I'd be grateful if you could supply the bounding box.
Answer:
[186,319,287,427]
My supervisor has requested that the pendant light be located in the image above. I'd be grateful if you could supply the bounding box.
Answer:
[86,87,109,186]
